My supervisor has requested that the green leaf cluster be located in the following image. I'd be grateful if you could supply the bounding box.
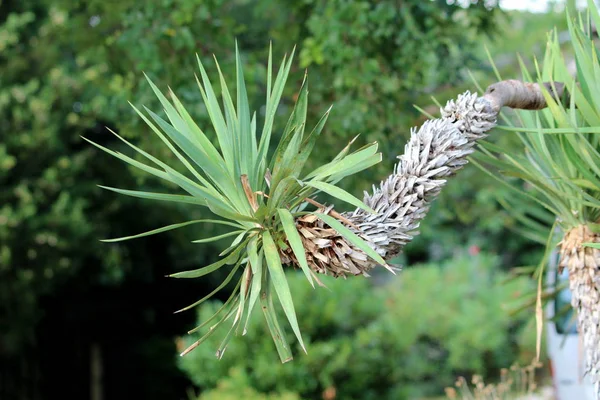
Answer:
[90,47,384,361]
[472,0,600,247]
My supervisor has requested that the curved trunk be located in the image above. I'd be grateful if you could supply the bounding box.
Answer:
[287,79,600,394]
[288,80,566,277]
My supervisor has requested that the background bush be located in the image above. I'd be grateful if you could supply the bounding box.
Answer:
[179,251,535,399]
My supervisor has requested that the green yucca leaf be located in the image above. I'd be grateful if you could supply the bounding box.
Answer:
[243,240,263,335]
[187,277,242,334]
[169,239,249,279]
[270,124,306,196]
[277,208,314,287]
[145,73,201,145]
[144,83,246,211]
[235,265,251,329]
[246,236,261,275]
[497,126,600,134]
[256,47,296,190]
[331,135,359,162]
[306,142,379,181]
[496,198,550,244]
[219,231,250,257]
[294,105,332,175]
[260,267,293,363]
[167,88,227,167]
[216,315,239,359]
[192,230,245,244]
[270,72,308,187]
[195,55,235,176]
[102,127,230,207]
[83,137,171,181]
[163,169,231,210]
[468,156,563,218]
[329,153,382,185]
[201,200,258,225]
[267,176,303,211]
[263,231,306,353]
[98,185,207,206]
[315,213,386,267]
[243,261,262,335]
[174,257,244,313]
[305,181,375,214]
[180,296,240,356]
[235,43,254,181]
[129,102,215,187]
[144,107,248,212]
[212,56,241,177]
[101,219,242,243]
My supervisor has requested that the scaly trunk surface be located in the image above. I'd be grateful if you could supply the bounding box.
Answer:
[287,79,600,396]
[559,225,600,394]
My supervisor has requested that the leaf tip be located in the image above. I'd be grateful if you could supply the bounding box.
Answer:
[180,342,199,357]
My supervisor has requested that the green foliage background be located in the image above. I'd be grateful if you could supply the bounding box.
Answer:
[0,0,564,398]
[180,253,536,400]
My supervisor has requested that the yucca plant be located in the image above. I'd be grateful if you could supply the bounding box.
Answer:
[470,1,600,396]
[90,41,575,365]
[85,45,390,363]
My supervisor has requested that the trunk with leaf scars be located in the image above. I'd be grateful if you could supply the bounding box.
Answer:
[558,225,600,395]
[288,80,566,278]
[286,79,600,394]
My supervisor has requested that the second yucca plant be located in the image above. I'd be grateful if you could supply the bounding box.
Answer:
[472,2,600,395]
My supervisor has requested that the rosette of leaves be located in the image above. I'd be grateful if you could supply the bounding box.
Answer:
[85,46,386,363]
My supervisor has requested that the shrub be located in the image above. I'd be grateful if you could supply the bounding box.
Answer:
[196,367,300,400]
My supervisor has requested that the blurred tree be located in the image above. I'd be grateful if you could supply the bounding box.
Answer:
[0,0,500,399]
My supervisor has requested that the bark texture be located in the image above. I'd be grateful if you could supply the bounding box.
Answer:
[558,225,600,394]
[287,79,600,396]
[287,81,566,275]
[283,92,496,277]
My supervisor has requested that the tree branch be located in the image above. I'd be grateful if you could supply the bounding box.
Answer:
[294,80,567,277]
[482,79,567,112]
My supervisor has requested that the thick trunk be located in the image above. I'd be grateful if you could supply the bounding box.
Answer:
[559,225,600,395]
[291,80,564,277]
[290,80,600,394]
